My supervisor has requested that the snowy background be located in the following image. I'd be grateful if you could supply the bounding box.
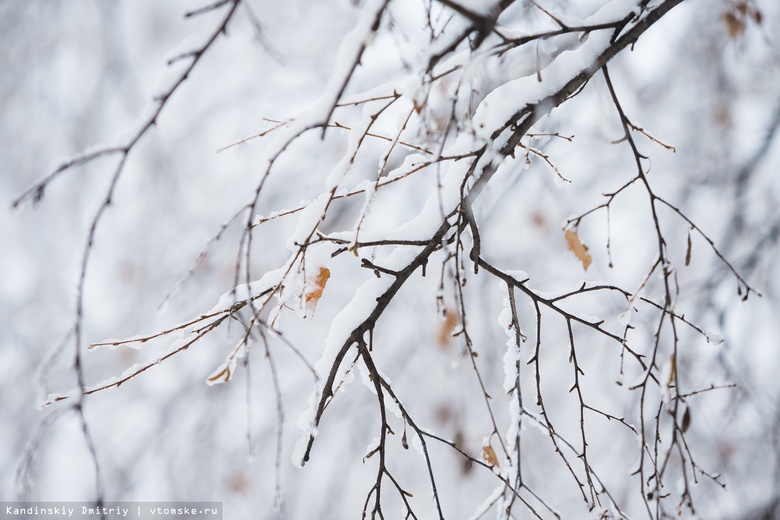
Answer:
[3,1,780,518]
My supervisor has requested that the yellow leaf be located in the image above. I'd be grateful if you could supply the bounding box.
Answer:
[305,267,330,304]
[565,230,592,271]
[482,445,499,467]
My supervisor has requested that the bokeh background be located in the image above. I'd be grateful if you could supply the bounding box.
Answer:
[3,1,780,518]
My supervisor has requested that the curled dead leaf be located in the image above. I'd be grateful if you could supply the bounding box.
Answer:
[685,230,692,266]
[667,353,677,388]
[482,445,499,467]
[565,229,592,271]
[681,405,692,433]
[207,367,231,385]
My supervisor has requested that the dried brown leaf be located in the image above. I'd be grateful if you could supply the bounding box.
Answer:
[437,309,458,349]
[305,267,331,307]
[722,11,745,38]
[482,445,499,467]
[565,229,592,271]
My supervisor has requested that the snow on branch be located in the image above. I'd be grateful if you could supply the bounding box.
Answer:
[16,0,768,518]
